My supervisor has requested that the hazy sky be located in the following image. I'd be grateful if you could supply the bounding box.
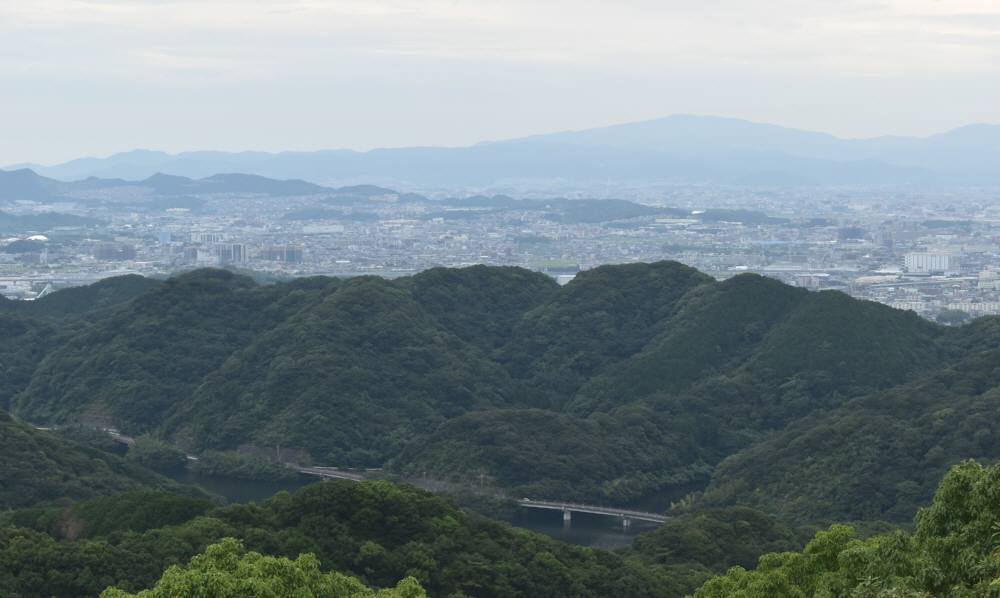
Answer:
[2,0,999,165]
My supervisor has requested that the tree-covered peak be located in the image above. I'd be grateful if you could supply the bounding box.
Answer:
[7,261,999,524]
[0,410,196,510]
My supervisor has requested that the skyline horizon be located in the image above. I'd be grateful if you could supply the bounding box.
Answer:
[8,113,1000,169]
[6,1,998,166]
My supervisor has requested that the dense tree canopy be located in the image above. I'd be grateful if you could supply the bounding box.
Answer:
[4,263,999,523]
[694,461,1000,597]
[126,437,190,473]
[624,506,811,596]
[0,481,678,598]
[7,464,997,598]
[101,538,425,598]
[3,264,1000,597]
[702,349,1000,523]
[0,410,193,510]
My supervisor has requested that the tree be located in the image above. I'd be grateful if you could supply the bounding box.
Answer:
[126,437,189,473]
[100,538,425,598]
[693,461,1000,597]
[936,309,971,326]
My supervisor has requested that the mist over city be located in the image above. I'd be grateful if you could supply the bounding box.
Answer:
[3,113,1000,323]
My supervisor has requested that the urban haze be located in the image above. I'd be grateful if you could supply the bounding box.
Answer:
[3,2,1000,597]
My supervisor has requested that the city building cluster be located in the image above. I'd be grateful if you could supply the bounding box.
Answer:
[2,184,999,323]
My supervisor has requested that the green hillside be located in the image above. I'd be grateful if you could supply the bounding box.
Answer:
[0,410,193,509]
[5,262,998,524]
[25,274,161,318]
[168,275,521,465]
[0,275,174,412]
[0,274,161,319]
[627,506,810,593]
[3,455,997,597]
[0,481,677,598]
[13,269,317,428]
[395,271,954,507]
[694,460,1000,596]
[702,348,1000,523]
[0,314,55,408]
[496,261,712,408]
[568,274,810,412]
[4,262,1000,598]
[403,265,559,351]
[394,406,709,502]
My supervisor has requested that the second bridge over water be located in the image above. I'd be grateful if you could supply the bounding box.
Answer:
[517,498,669,528]
[96,426,671,527]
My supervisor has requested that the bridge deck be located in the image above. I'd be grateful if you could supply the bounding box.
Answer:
[518,499,669,523]
[91,427,658,519]
[296,466,365,482]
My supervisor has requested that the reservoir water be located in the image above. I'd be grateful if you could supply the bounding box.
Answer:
[170,472,656,548]
[510,508,658,549]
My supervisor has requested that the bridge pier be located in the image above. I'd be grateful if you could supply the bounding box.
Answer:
[516,499,668,526]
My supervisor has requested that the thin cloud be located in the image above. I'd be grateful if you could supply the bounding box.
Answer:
[1,0,997,163]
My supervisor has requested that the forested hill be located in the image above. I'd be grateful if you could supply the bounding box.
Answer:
[0,410,194,509]
[3,446,997,596]
[693,460,1000,596]
[0,480,682,597]
[4,262,998,525]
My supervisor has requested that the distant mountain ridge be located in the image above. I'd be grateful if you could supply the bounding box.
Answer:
[0,168,335,202]
[0,210,103,231]
[10,115,1000,186]
[0,166,787,226]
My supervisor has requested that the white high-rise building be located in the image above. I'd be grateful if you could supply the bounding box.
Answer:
[904,252,959,274]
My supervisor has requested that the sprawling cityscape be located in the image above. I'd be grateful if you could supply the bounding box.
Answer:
[2,176,998,322]
[8,0,1000,593]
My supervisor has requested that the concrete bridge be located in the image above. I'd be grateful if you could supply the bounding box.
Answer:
[78,426,671,527]
[517,498,669,528]
[295,465,366,482]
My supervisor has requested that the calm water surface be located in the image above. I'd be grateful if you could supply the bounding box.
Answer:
[511,508,658,549]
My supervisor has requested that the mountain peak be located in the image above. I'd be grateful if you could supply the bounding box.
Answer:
[8,116,1000,186]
